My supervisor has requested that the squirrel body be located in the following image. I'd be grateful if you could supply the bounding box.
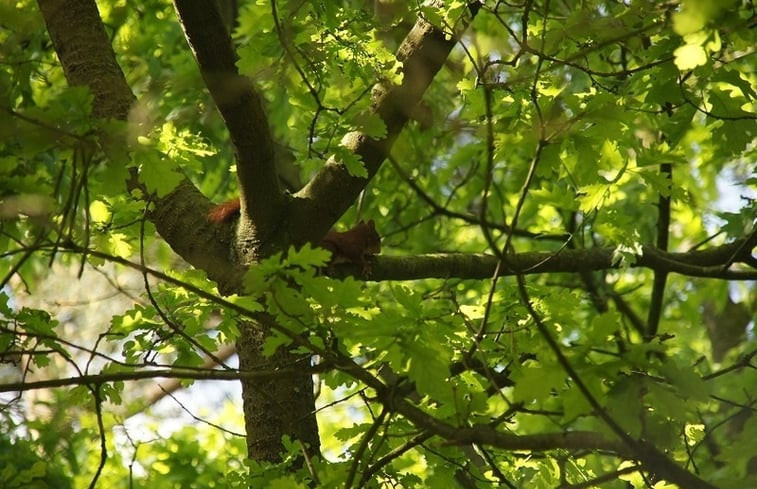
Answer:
[321,220,380,275]
[208,199,380,274]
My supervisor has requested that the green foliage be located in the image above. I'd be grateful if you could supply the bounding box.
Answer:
[1,0,755,488]
[0,434,73,489]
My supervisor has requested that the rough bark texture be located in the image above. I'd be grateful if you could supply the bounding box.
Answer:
[238,319,320,461]
[38,0,135,120]
[170,0,319,461]
[173,0,286,235]
[149,180,246,293]
[37,0,244,293]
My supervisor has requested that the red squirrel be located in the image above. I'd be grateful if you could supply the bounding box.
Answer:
[320,219,381,276]
[207,198,245,223]
[208,199,380,275]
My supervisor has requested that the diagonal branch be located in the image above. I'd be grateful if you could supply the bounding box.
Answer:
[37,0,241,289]
[289,4,481,243]
[37,0,135,120]
[516,273,718,489]
[173,0,286,231]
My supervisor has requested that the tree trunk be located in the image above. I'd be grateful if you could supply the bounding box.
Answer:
[237,320,320,462]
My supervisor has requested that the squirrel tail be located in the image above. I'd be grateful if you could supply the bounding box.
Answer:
[208,198,241,223]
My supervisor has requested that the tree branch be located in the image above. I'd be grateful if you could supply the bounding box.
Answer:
[37,0,243,291]
[369,381,628,454]
[516,274,718,489]
[646,162,672,339]
[0,365,326,394]
[362,238,756,281]
[37,0,135,120]
[289,4,481,242]
[173,0,286,232]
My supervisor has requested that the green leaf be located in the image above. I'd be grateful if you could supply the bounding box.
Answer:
[136,149,183,197]
[261,330,294,357]
[350,111,387,139]
[598,140,626,178]
[89,200,111,224]
[333,145,367,178]
[587,310,621,341]
[660,361,710,402]
[674,43,707,70]
[512,366,565,403]
[406,339,451,402]
[638,168,673,197]
[611,242,642,267]
[457,77,475,95]
[577,183,610,213]
[604,378,644,438]
[284,243,331,269]
[108,232,133,258]
[713,68,757,100]
[709,87,756,119]
[561,387,592,422]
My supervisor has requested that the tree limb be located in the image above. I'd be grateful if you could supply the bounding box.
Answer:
[173,0,286,232]
[362,238,757,281]
[516,273,718,489]
[37,0,135,120]
[37,0,243,291]
[0,364,326,394]
[646,162,672,339]
[289,4,481,242]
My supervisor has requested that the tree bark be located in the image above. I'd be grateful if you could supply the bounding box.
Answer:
[238,319,320,461]
[37,0,134,120]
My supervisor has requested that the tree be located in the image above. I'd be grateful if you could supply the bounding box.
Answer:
[1,0,755,487]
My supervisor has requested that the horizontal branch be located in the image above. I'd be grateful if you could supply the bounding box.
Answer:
[444,428,627,454]
[342,347,717,489]
[0,364,329,395]
[362,238,756,281]
[2,361,626,455]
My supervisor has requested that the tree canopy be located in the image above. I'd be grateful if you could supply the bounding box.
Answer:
[1,1,755,488]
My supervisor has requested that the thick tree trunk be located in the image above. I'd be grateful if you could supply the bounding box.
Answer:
[237,321,320,462]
